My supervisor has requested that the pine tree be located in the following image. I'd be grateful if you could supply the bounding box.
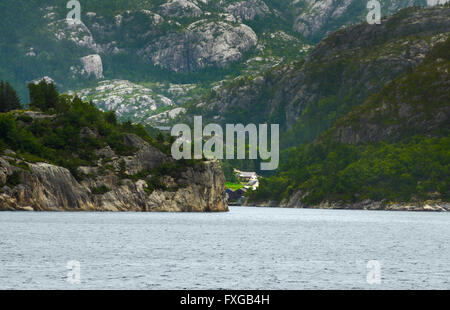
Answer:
[0,80,21,112]
[4,81,21,111]
[45,82,59,111]
[0,81,5,112]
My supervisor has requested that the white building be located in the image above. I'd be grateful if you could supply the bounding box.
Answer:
[238,171,258,182]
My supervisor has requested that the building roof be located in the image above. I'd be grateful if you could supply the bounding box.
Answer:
[239,172,257,178]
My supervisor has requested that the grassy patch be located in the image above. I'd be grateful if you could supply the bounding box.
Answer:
[226,182,244,191]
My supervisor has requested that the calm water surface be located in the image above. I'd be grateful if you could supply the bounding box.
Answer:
[0,207,449,290]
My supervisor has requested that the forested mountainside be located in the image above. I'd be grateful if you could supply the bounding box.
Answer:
[0,80,227,212]
[247,33,449,210]
[190,6,450,145]
[0,0,425,124]
[186,5,450,177]
[1,1,448,211]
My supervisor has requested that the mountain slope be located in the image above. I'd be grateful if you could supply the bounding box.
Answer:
[330,39,450,144]
[188,6,449,148]
[0,0,428,123]
[248,36,450,210]
[292,0,426,41]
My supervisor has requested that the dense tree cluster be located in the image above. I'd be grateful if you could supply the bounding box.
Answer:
[28,80,59,112]
[249,137,449,204]
[0,80,169,179]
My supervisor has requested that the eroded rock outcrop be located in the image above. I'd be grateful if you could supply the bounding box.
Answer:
[292,0,423,40]
[79,54,104,79]
[0,134,228,212]
[140,20,258,72]
[159,0,204,18]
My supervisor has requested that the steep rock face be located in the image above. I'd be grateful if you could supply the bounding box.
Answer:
[140,21,258,72]
[292,0,424,40]
[82,3,260,73]
[159,0,204,18]
[145,161,227,212]
[0,160,95,211]
[225,0,270,21]
[3,0,434,101]
[0,157,13,186]
[293,0,355,39]
[0,134,228,212]
[79,54,104,79]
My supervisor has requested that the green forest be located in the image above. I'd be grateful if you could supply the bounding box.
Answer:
[0,81,21,113]
[249,38,450,205]
[249,136,449,204]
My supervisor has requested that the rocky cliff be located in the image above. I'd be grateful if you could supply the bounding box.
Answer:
[0,134,227,212]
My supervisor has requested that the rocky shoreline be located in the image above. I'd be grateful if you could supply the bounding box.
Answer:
[0,134,228,213]
[244,191,449,212]
[244,202,450,212]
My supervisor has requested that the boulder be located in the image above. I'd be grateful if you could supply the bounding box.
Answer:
[79,54,104,79]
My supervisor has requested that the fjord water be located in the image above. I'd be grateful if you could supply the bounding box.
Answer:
[0,207,449,290]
